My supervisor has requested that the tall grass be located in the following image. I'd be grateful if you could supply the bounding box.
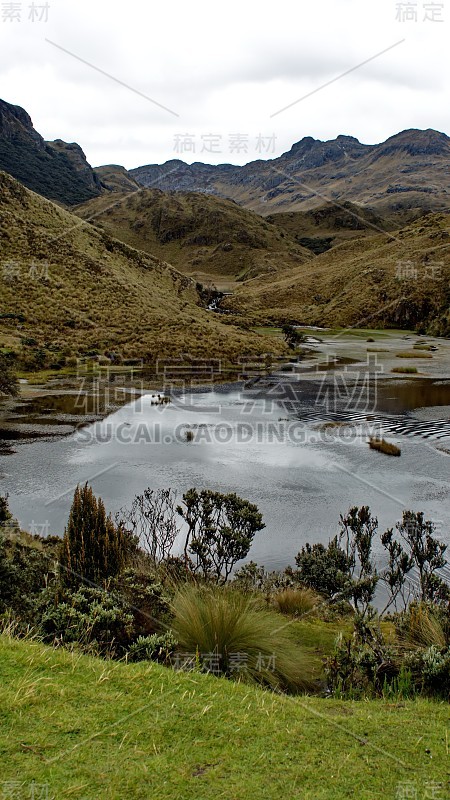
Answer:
[272,587,321,617]
[398,603,446,650]
[171,585,317,693]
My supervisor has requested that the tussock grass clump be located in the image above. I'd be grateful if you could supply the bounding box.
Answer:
[398,603,446,650]
[171,585,316,693]
[272,587,321,617]
[369,437,401,457]
[392,366,418,374]
[396,352,433,359]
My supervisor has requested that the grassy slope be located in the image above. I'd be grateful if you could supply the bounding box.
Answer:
[1,634,448,800]
[0,172,285,363]
[73,189,311,288]
[226,213,450,335]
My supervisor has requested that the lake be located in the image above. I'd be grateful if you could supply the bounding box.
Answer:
[1,374,450,573]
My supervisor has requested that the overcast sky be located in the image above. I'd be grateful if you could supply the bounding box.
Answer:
[1,0,448,169]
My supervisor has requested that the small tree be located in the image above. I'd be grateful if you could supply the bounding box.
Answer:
[295,538,352,598]
[59,484,137,588]
[396,511,448,604]
[281,325,306,351]
[338,506,379,614]
[380,527,414,614]
[118,489,178,562]
[0,353,18,397]
[177,489,265,583]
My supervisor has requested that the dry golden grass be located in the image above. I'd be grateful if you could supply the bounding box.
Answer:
[0,172,287,365]
[396,351,433,359]
[74,188,311,287]
[224,214,450,335]
[392,366,418,374]
[272,587,322,617]
[369,437,401,457]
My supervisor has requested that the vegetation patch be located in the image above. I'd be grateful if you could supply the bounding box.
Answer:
[368,437,401,456]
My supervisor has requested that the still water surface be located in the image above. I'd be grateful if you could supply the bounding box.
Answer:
[1,383,450,571]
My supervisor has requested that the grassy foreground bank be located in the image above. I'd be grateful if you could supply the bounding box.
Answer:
[1,635,448,799]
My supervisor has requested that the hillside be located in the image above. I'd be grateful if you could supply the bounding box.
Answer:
[1,634,448,800]
[94,164,141,193]
[0,171,285,364]
[73,188,311,287]
[0,98,102,206]
[130,129,450,217]
[224,213,450,336]
[267,201,394,254]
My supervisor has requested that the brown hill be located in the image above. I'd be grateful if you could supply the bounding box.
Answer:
[0,171,285,367]
[73,189,311,288]
[224,213,450,336]
[266,202,394,254]
[130,129,450,217]
[94,165,141,194]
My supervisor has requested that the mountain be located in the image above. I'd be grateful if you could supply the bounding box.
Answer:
[129,129,450,217]
[94,164,141,193]
[0,98,102,206]
[223,213,450,336]
[73,188,311,288]
[0,171,285,364]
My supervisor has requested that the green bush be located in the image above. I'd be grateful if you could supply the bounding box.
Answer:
[112,568,172,636]
[126,632,177,663]
[294,538,352,599]
[39,586,134,656]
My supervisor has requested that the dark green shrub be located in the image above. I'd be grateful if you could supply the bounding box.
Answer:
[112,568,172,636]
[39,586,134,656]
[295,538,352,598]
[59,484,138,589]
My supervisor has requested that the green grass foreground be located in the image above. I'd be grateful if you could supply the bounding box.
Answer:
[1,636,448,799]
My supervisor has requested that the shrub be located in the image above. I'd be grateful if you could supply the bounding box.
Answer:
[171,585,316,693]
[39,585,134,656]
[112,568,172,636]
[0,353,18,396]
[325,616,399,698]
[294,538,352,599]
[118,489,179,562]
[59,484,138,589]
[403,645,450,698]
[178,489,265,583]
[0,494,11,525]
[0,535,56,624]
[126,632,177,663]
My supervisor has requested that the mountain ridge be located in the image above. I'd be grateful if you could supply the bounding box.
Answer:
[129,128,450,217]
